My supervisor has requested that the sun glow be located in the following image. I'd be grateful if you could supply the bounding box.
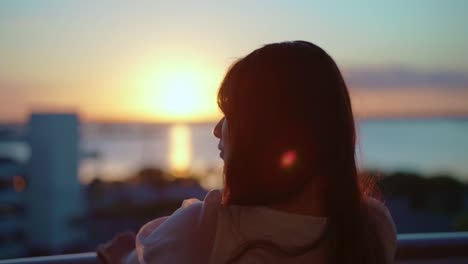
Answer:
[159,72,203,116]
[137,59,222,122]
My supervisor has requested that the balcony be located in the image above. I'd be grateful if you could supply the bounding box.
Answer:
[0,232,467,264]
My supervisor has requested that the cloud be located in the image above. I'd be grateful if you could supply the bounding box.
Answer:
[351,88,468,118]
[343,67,468,89]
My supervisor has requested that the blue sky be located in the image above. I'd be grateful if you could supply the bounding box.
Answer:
[1,0,466,69]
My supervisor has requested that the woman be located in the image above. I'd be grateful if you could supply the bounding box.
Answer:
[98,41,397,264]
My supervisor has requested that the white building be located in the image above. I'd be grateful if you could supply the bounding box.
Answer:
[26,113,85,254]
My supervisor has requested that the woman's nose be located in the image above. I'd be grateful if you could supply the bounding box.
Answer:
[213,118,223,138]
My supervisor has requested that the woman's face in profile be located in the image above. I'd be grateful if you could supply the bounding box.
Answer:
[213,117,229,161]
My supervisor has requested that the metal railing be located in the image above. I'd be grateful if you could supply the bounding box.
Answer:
[396,232,468,263]
[0,252,98,264]
[1,232,468,264]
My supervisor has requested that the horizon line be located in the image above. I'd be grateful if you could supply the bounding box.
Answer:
[2,112,468,126]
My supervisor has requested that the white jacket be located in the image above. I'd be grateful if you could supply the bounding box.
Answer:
[126,189,396,264]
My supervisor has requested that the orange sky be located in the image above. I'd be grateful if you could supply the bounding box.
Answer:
[3,74,468,123]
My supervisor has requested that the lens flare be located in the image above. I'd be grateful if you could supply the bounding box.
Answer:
[280,150,297,170]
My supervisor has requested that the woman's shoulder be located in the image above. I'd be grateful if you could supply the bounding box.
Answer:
[134,189,223,264]
[168,188,223,226]
[363,197,396,233]
[139,188,222,237]
[363,197,397,262]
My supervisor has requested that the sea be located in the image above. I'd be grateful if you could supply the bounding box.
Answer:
[79,119,468,186]
[2,119,468,187]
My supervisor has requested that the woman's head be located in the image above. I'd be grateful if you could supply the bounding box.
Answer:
[214,41,383,263]
[216,41,359,205]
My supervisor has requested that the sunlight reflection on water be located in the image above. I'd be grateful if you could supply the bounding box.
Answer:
[169,124,192,176]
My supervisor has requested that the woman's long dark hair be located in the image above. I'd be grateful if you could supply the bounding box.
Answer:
[217,41,385,263]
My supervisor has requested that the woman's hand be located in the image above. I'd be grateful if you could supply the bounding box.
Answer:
[97,231,136,264]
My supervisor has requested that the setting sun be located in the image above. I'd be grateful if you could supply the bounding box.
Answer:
[159,71,203,116]
[135,59,223,122]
